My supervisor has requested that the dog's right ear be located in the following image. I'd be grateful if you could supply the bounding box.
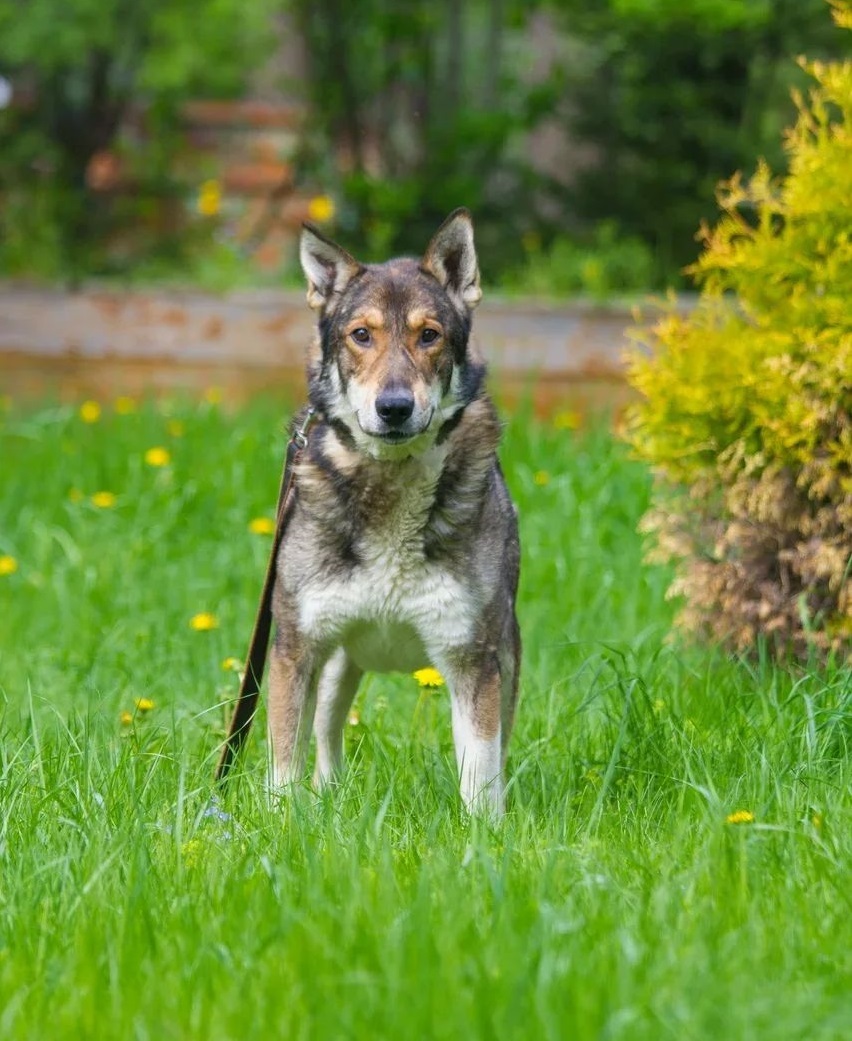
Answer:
[299,224,362,311]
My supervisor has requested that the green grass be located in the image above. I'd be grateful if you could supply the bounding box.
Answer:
[0,396,849,1040]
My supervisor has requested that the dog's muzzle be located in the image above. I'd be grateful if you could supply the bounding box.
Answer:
[370,388,431,443]
[375,388,415,428]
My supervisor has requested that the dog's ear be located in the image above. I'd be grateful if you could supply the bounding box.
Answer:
[300,224,362,311]
[421,208,482,310]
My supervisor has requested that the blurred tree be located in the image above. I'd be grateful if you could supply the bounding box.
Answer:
[551,0,848,277]
[291,0,561,273]
[0,0,273,279]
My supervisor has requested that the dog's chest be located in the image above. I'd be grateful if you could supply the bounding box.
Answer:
[296,457,474,671]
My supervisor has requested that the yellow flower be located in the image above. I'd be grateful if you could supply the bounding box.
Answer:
[203,386,223,405]
[725,810,755,825]
[249,516,275,535]
[134,697,155,713]
[0,555,18,576]
[197,179,222,217]
[553,409,581,431]
[91,491,117,508]
[182,838,203,868]
[222,657,242,672]
[812,812,823,830]
[67,487,84,503]
[144,446,171,467]
[120,710,133,726]
[167,420,185,437]
[533,470,551,486]
[190,612,218,631]
[114,396,137,415]
[307,194,335,223]
[79,400,101,424]
[413,667,445,689]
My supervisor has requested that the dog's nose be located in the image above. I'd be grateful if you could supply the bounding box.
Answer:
[375,389,415,427]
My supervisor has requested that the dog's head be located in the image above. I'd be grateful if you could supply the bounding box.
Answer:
[300,209,484,458]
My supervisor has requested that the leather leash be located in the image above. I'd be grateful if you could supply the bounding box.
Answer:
[215,407,317,784]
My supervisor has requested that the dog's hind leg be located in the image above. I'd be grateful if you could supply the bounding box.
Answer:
[500,616,521,771]
[313,648,363,788]
[267,636,319,790]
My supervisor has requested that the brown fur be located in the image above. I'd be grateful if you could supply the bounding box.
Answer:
[268,209,520,815]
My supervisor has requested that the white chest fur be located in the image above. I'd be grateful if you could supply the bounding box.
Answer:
[296,446,478,672]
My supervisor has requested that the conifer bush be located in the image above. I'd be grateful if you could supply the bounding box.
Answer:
[625,1,852,660]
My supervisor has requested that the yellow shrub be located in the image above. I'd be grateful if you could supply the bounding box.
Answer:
[625,1,852,659]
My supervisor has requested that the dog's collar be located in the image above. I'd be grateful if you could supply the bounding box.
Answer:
[292,406,318,448]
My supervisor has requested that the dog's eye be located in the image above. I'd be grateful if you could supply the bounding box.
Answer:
[419,328,440,346]
[350,327,371,345]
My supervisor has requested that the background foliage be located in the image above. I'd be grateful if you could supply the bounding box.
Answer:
[0,0,273,280]
[292,0,553,272]
[552,0,848,276]
[625,4,852,658]
[0,0,848,288]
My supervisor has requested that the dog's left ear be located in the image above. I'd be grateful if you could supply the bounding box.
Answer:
[421,208,482,310]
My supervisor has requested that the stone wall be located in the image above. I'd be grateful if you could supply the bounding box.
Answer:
[0,286,666,415]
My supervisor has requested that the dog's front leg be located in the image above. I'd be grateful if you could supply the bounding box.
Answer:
[442,654,505,819]
[267,634,319,790]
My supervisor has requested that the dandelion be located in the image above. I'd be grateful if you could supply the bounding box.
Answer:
[725,810,755,825]
[307,194,335,223]
[553,409,581,431]
[222,657,242,672]
[91,491,117,508]
[181,838,203,869]
[0,555,18,576]
[249,517,275,536]
[534,470,551,486]
[203,386,223,405]
[167,419,185,437]
[190,612,218,631]
[134,697,155,713]
[197,179,222,217]
[120,710,133,726]
[413,667,444,689]
[114,396,137,415]
[144,446,171,467]
[79,400,101,424]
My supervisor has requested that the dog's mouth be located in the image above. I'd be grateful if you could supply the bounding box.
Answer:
[356,409,434,445]
[377,429,416,443]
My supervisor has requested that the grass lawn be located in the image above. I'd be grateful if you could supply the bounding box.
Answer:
[0,395,849,1040]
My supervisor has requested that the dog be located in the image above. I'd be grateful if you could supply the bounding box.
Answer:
[269,208,520,816]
